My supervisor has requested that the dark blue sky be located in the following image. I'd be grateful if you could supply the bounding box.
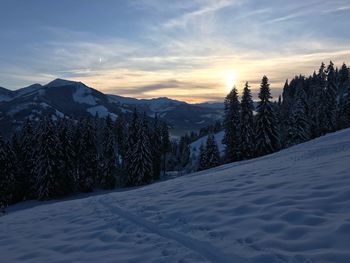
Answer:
[1,0,350,102]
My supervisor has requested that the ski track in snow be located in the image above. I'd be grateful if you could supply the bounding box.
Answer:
[2,129,350,262]
[97,198,247,263]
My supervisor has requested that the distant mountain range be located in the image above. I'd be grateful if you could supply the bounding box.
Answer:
[0,79,224,137]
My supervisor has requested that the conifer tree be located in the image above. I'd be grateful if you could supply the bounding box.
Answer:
[19,119,36,199]
[322,61,337,132]
[100,115,117,189]
[125,110,140,186]
[255,76,280,156]
[285,83,310,146]
[57,119,76,195]
[129,114,153,186]
[34,118,62,199]
[337,63,350,128]
[240,82,255,159]
[222,87,241,162]
[161,123,170,176]
[151,115,162,181]
[0,136,16,212]
[205,134,220,169]
[197,144,207,171]
[77,118,98,192]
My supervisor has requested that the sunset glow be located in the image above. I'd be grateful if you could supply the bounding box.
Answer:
[0,0,350,102]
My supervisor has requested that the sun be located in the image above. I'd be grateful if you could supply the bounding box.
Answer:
[224,72,236,92]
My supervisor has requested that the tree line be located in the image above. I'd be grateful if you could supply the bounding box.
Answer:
[0,112,170,211]
[198,61,350,171]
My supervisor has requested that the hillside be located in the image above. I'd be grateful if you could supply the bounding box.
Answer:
[2,129,350,262]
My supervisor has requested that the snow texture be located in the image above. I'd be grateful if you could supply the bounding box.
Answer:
[2,129,350,262]
[73,86,97,106]
[86,106,117,120]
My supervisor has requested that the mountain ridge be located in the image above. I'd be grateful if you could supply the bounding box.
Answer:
[0,79,223,137]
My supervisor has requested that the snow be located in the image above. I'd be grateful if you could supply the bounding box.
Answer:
[73,86,97,106]
[190,131,225,157]
[2,129,350,262]
[86,105,117,120]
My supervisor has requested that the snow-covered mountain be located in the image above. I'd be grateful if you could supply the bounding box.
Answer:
[2,128,350,262]
[0,79,223,137]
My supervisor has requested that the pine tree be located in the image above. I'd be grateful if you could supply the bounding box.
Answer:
[161,123,170,176]
[18,119,36,200]
[100,115,117,189]
[129,114,153,186]
[240,82,255,159]
[322,61,337,132]
[0,136,16,212]
[318,62,330,136]
[197,144,207,171]
[34,118,62,199]
[285,83,310,146]
[77,118,98,192]
[151,115,162,181]
[57,119,76,195]
[125,110,140,186]
[255,76,280,156]
[309,71,323,138]
[205,134,220,169]
[222,87,241,162]
[337,63,350,128]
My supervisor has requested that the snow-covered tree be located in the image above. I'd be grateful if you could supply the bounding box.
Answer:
[161,123,170,176]
[151,115,162,181]
[129,114,153,186]
[222,87,241,162]
[285,83,310,147]
[205,134,220,169]
[0,136,16,212]
[100,115,117,189]
[33,118,62,199]
[77,118,98,192]
[255,76,280,156]
[240,82,255,159]
[197,144,207,171]
[57,119,76,195]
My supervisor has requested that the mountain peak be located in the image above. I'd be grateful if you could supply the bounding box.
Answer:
[45,78,83,88]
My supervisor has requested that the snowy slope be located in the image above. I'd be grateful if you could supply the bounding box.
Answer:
[2,129,350,262]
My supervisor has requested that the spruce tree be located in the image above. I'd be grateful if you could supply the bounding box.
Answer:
[129,114,153,186]
[100,115,117,189]
[285,83,310,146]
[161,123,170,176]
[125,110,140,186]
[34,118,62,199]
[57,119,76,195]
[205,134,220,169]
[151,115,162,181]
[337,63,350,128]
[323,61,337,132]
[240,82,255,159]
[222,87,241,162]
[255,76,280,156]
[197,144,207,171]
[0,136,16,212]
[19,119,36,200]
[77,118,98,192]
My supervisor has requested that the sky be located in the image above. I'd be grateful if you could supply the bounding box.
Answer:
[0,0,350,103]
